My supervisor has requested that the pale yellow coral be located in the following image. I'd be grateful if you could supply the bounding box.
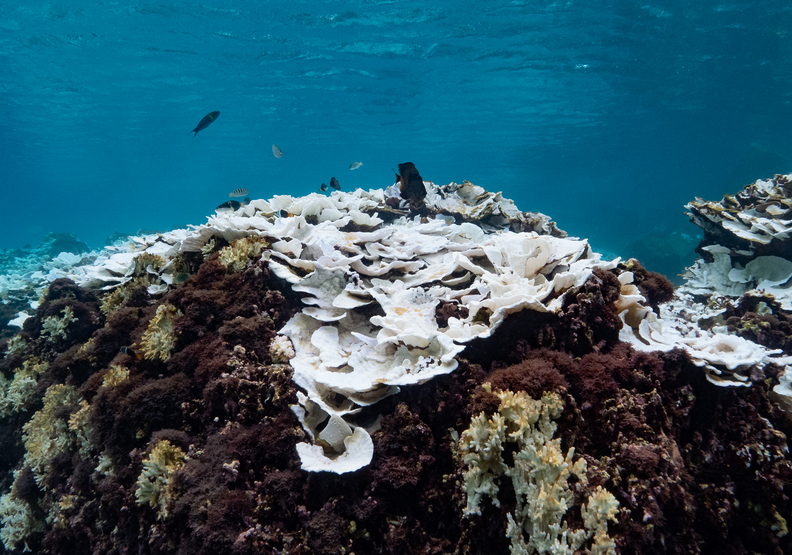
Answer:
[101,364,130,388]
[581,486,620,555]
[41,306,76,341]
[96,452,115,477]
[68,400,93,458]
[460,386,618,555]
[99,283,135,315]
[140,304,181,362]
[22,384,81,486]
[0,486,44,551]
[218,235,269,273]
[135,439,186,520]
[6,335,27,356]
[0,358,49,418]
[133,253,166,276]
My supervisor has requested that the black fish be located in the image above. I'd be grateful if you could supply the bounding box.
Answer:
[191,111,220,137]
[120,346,142,360]
[397,162,427,209]
[279,209,293,218]
[215,197,250,213]
[320,183,328,192]
[215,200,242,213]
[330,177,340,190]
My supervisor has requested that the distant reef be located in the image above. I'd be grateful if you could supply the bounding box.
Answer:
[0,177,790,554]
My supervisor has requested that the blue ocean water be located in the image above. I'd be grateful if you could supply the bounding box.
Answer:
[2,2,791,277]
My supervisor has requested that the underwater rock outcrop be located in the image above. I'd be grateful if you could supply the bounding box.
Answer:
[0,178,790,554]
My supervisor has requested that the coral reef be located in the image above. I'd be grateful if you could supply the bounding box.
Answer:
[0,179,789,554]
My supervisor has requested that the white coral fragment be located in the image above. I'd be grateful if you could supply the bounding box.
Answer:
[269,335,295,363]
[295,427,374,474]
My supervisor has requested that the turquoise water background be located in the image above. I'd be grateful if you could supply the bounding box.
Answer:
[2,2,791,276]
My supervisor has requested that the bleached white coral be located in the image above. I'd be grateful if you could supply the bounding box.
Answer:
[29,180,625,472]
[269,335,295,363]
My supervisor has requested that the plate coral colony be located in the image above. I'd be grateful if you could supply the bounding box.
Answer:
[0,167,791,554]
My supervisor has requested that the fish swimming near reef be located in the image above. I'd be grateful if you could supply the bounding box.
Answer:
[349,162,363,170]
[396,162,427,210]
[279,209,293,218]
[330,177,340,190]
[272,144,283,158]
[229,188,249,197]
[120,346,141,360]
[190,111,220,137]
[215,197,250,213]
[319,183,328,192]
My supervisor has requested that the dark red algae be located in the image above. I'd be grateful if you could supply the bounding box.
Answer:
[0,249,790,555]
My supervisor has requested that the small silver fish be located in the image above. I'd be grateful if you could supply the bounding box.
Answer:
[229,187,249,197]
[272,144,283,158]
[349,162,363,170]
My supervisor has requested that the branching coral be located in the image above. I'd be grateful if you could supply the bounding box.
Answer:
[269,334,295,363]
[5,335,27,356]
[0,471,45,552]
[133,253,166,276]
[99,281,138,316]
[41,306,76,341]
[101,364,130,388]
[218,236,268,273]
[22,384,81,486]
[460,385,618,555]
[135,439,186,520]
[0,358,49,417]
[140,303,181,362]
[67,400,93,458]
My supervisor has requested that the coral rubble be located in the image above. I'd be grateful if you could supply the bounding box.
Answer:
[0,178,790,554]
